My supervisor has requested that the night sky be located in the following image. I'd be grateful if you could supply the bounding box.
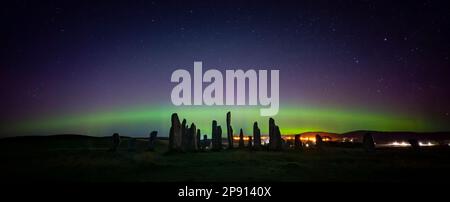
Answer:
[1,0,450,137]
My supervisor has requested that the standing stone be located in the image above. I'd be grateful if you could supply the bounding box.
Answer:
[275,126,282,150]
[211,120,218,150]
[268,118,282,151]
[268,118,276,150]
[294,134,302,150]
[169,126,174,149]
[181,119,188,151]
[196,129,201,150]
[148,131,158,151]
[202,134,209,150]
[362,133,375,152]
[269,118,275,146]
[217,126,223,150]
[408,139,420,150]
[211,120,223,151]
[315,134,323,149]
[229,126,233,148]
[248,136,253,149]
[239,128,245,148]
[226,112,233,149]
[110,133,121,152]
[169,113,182,151]
[187,123,197,151]
[253,122,261,150]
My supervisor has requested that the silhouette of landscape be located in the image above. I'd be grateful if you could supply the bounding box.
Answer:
[1,112,450,182]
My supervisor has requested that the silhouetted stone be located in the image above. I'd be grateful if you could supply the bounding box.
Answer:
[217,126,222,149]
[196,129,201,150]
[229,126,233,148]
[211,120,222,151]
[294,134,303,150]
[269,118,275,141]
[408,139,420,150]
[110,133,121,152]
[362,133,375,152]
[315,134,323,149]
[187,123,197,152]
[239,128,245,148]
[253,122,261,150]
[169,113,182,151]
[275,126,282,150]
[202,134,210,150]
[148,131,158,151]
[248,136,253,149]
[128,138,136,152]
[181,119,188,151]
[268,118,276,150]
[268,118,282,151]
[226,111,233,149]
[211,120,218,150]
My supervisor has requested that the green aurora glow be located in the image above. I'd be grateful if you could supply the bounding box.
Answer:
[2,104,444,137]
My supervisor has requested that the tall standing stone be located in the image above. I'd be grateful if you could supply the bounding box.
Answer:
[187,123,197,151]
[226,112,233,149]
[110,133,121,152]
[268,118,275,150]
[181,119,188,151]
[196,129,201,151]
[362,133,375,152]
[202,134,209,150]
[229,126,233,148]
[275,126,282,150]
[211,120,217,150]
[169,113,182,151]
[211,120,222,151]
[169,126,174,149]
[315,134,323,149]
[268,118,282,151]
[239,128,245,148]
[408,139,420,150]
[148,131,158,151]
[294,134,302,150]
[253,122,261,150]
[217,126,223,150]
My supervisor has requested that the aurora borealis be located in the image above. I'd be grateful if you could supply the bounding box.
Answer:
[2,1,450,137]
[3,103,445,137]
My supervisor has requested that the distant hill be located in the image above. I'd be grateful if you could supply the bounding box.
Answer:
[282,130,450,143]
[0,134,168,142]
[341,130,450,143]
[0,134,104,142]
[299,131,340,139]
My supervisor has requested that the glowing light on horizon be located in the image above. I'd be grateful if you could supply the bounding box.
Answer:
[389,141,410,147]
[418,141,436,147]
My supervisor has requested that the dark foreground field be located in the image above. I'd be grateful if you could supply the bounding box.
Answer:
[1,135,450,182]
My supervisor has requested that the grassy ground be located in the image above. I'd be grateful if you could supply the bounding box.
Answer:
[1,136,450,182]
